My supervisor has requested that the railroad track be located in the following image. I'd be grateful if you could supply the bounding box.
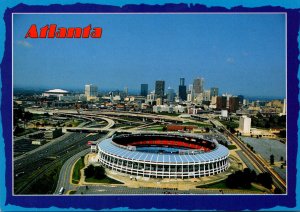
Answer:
[224,128,286,193]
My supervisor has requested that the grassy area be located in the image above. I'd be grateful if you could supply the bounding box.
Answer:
[143,126,165,131]
[69,190,77,195]
[157,112,179,117]
[63,119,83,127]
[197,181,228,189]
[21,165,61,194]
[183,122,212,127]
[219,120,239,129]
[72,157,85,184]
[85,176,124,184]
[196,180,262,192]
[227,144,237,150]
[14,128,38,137]
[111,124,136,129]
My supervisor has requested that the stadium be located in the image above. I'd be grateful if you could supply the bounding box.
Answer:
[98,133,230,179]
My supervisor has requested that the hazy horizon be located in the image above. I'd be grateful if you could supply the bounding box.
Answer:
[13,14,286,98]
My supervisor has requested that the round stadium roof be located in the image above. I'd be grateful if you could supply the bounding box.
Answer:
[98,134,229,164]
[44,89,69,93]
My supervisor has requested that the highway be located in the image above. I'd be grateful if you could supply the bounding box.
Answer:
[14,112,116,194]
[21,108,286,194]
[14,120,89,162]
[73,185,262,195]
[51,109,193,125]
[213,119,286,193]
[14,133,104,194]
[54,148,90,194]
[54,130,116,194]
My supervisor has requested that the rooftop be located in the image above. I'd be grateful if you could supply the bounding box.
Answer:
[44,89,69,93]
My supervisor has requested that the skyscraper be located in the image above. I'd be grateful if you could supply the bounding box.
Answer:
[155,80,165,99]
[178,78,187,101]
[229,96,239,113]
[216,96,227,110]
[85,84,98,97]
[180,78,185,86]
[193,77,204,95]
[210,87,219,98]
[140,84,148,97]
[203,90,211,101]
[124,86,128,97]
[167,86,175,103]
[237,95,244,105]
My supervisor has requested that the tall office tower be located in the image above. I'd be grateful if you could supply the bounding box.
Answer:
[193,77,204,95]
[203,90,211,101]
[229,96,240,113]
[124,86,128,97]
[210,87,219,98]
[140,84,148,97]
[178,78,187,101]
[216,96,227,110]
[188,84,193,92]
[187,93,193,102]
[188,84,194,102]
[167,86,175,103]
[85,84,98,97]
[180,78,185,86]
[237,95,244,105]
[155,80,165,99]
[239,116,251,134]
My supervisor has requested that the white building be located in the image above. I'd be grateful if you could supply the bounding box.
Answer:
[113,95,121,101]
[174,105,187,113]
[194,93,203,104]
[85,84,98,101]
[280,98,286,116]
[211,96,217,104]
[187,93,193,102]
[42,89,69,98]
[239,115,251,134]
[147,91,156,105]
[153,105,173,113]
[221,110,228,118]
[203,90,211,101]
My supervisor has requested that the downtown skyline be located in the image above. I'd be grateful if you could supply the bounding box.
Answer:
[13,13,285,98]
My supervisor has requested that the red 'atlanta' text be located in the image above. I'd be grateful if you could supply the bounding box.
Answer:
[25,24,102,38]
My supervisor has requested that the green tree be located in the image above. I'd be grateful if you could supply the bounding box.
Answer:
[279,130,286,138]
[274,188,282,194]
[94,166,106,179]
[14,125,24,134]
[257,172,273,189]
[226,173,238,188]
[84,165,95,178]
[270,154,275,165]
[242,168,253,189]
[35,122,41,127]
[24,111,33,121]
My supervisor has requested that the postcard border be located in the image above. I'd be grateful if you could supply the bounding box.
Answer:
[1,3,299,211]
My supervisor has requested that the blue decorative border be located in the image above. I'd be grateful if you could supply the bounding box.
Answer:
[1,2,299,211]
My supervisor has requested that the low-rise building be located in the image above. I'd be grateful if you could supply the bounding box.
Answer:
[32,139,46,145]
[44,128,63,139]
[238,115,251,134]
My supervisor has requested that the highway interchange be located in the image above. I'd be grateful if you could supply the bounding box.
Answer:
[14,109,286,195]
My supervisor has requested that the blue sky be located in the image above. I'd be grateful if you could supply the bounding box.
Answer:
[13,14,285,97]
